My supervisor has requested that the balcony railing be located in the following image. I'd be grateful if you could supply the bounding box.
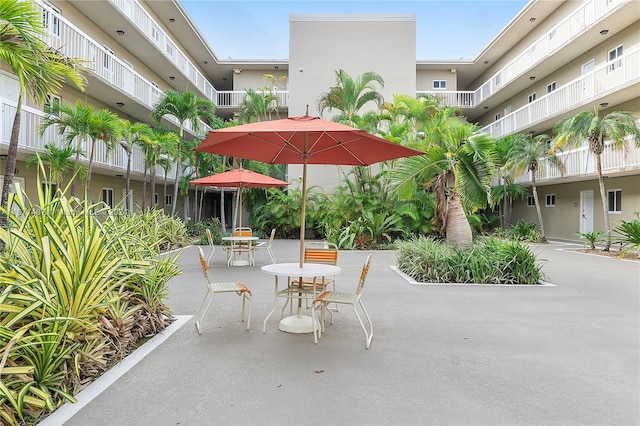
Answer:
[419,0,626,108]
[216,91,289,108]
[510,139,640,185]
[1,97,170,181]
[480,46,639,138]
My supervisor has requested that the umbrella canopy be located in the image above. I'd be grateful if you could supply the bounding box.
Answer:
[196,115,425,265]
[191,168,289,229]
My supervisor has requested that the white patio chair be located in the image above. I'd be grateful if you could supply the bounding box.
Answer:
[205,228,215,266]
[195,246,252,334]
[313,255,373,349]
[253,228,276,264]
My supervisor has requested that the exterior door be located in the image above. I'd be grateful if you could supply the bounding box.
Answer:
[580,190,594,235]
[581,59,595,100]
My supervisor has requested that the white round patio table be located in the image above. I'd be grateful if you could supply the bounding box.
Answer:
[262,262,342,334]
[222,236,259,266]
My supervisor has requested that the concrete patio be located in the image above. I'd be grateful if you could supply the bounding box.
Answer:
[46,239,639,425]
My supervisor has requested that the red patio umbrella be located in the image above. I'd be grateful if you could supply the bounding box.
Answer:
[196,115,425,265]
[191,168,289,230]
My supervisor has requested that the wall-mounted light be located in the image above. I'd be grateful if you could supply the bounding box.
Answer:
[599,102,609,108]
[450,68,457,74]
[484,60,490,64]
[115,174,124,178]
[222,77,227,81]
[483,106,489,110]
[529,17,536,23]
[599,29,609,35]
[169,76,175,80]
[274,65,279,70]
[202,60,208,64]
[529,130,536,134]
[529,76,536,80]
[116,102,125,107]
[169,18,176,23]
[116,30,125,36]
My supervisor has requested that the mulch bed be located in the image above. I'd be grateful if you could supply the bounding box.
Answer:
[573,248,640,261]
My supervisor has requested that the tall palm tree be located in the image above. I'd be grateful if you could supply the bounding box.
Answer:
[317,69,385,126]
[142,130,179,209]
[151,90,216,215]
[119,121,151,211]
[42,102,120,196]
[389,110,496,250]
[0,0,87,211]
[554,106,640,251]
[238,74,287,123]
[505,133,565,243]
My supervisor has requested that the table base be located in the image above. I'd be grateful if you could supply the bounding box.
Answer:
[278,315,318,334]
[231,259,250,267]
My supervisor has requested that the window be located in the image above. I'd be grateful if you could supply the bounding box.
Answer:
[494,74,501,87]
[608,45,623,71]
[433,80,446,90]
[42,182,58,200]
[102,188,114,208]
[151,25,160,43]
[549,29,556,40]
[165,194,173,206]
[546,81,556,93]
[607,189,621,213]
[545,194,556,207]
[494,113,501,121]
[528,93,537,103]
[44,94,61,115]
[103,45,114,72]
[154,193,159,206]
[151,81,161,96]
[504,105,512,115]
[527,196,536,207]
[42,2,61,38]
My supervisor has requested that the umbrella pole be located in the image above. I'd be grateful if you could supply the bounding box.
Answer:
[299,138,308,268]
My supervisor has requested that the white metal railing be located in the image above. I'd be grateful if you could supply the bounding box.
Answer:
[480,46,640,138]
[109,0,218,102]
[33,0,211,137]
[510,139,640,185]
[215,90,289,108]
[418,0,626,108]
[414,91,475,108]
[0,97,170,181]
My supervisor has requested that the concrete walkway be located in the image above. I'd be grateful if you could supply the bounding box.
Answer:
[50,240,639,425]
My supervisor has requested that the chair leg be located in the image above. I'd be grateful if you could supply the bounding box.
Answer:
[354,300,373,349]
[241,292,252,330]
[195,291,214,335]
[268,248,276,264]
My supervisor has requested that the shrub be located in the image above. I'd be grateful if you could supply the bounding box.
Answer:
[506,220,542,242]
[576,231,604,250]
[612,213,640,256]
[395,236,545,284]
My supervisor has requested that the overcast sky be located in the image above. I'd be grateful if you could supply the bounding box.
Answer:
[181,0,528,61]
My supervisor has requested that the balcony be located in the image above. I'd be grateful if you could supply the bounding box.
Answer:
[510,139,640,186]
[0,98,167,180]
[418,0,628,109]
[480,46,639,138]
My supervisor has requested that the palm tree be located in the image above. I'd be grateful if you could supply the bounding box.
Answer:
[0,0,87,212]
[317,69,385,126]
[119,121,152,211]
[505,133,565,243]
[151,90,216,215]
[25,142,77,189]
[139,130,179,209]
[554,106,640,251]
[42,102,120,196]
[389,110,496,250]
[238,74,287,123]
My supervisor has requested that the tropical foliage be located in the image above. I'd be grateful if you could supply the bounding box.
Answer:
[0,164,183,425]
[396,236,544,284]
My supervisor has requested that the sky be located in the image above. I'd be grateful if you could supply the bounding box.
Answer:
[181,0,528,61]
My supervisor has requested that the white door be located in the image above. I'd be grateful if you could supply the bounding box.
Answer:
[580,190,594,235]
[581,59,595,100]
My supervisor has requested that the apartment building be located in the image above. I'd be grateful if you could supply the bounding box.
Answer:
[1,0,637,241]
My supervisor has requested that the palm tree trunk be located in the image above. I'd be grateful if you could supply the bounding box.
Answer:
[86,139,96,197]
[125,149,132,211]
[150,166,157,208]
[70,138,82,198]
[1,95,23,232]
[163,174,168,214]
[502,177,508,231]
[446,191,473,250]
[531,174,546,242]
[171,129,184,216]
[220,188,226,233]
[595,153,611,251]
[141,167,147,211]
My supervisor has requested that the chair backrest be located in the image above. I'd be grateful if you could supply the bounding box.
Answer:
[197,246,211,283]
[233,227,252,237]
[355,255,372,296]
[206,228,214,248]
[304,242,338,265]
[267,228,276,248]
